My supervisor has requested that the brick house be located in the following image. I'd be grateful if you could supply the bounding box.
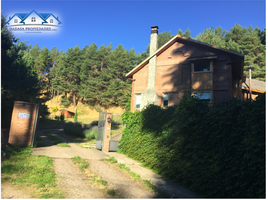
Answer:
[126,26,245,112]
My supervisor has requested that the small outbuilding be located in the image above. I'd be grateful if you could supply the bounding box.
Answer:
[61,109,75,118]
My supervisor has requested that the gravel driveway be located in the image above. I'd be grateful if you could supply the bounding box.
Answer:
[31,129,156,198]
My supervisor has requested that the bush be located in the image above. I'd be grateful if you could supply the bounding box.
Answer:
[74,108,78,122]
[64,122,84,138]
[119,94,265,198]
[60,110,64,121]
[84,129,97,140]
[54,116,60,120]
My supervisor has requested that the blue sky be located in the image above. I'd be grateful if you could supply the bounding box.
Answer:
[1,0,266,54]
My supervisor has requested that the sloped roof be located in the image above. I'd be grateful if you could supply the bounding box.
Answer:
[20,10,48,24]
[126,35,244,78]
[6,11,62,25]
[6,13,27,24]
[242,78,266,92]
[43,13,62,25]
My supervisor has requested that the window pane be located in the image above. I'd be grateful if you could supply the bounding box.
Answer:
[163,100,168,107]
[163,93,168,101]
[193,91,211,100]
[194,61,211,72]
[136,94,141,108]
[163,93,168,107]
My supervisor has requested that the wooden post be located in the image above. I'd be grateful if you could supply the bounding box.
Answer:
[249,66,253,100]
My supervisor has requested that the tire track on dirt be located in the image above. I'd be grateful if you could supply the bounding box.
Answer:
[88,160,156,198]
[32,130,157,199]
[53,158,105,199]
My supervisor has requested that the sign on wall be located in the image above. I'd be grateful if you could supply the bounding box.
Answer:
[18,112,30,119]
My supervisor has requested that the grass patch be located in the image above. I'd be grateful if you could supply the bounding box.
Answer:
[71,156,89,171]
[101,157,118,163]
[143,180,158,192]
[1,144,64,198]
[44,131,70,147]
[107,189,116,196]
[119,163,130,171]
[71,156,117,197]
[57,143,71,147]
[34,136,47,147]
[102,158,171,197]
[57,131,95,148]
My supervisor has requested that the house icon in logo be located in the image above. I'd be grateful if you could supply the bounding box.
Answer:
[6,10,62,26]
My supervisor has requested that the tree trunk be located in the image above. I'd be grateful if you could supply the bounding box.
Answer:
[73,91,76,108]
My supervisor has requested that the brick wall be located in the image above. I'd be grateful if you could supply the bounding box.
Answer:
[103,112,112,152]
[8,101,38,146]
[130,40,239,111]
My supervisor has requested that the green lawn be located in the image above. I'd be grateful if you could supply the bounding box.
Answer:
[1,145,64,198]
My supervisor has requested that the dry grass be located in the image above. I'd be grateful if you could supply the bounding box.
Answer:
[45,95,125,119]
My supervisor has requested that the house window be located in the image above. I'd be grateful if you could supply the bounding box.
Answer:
[192,61,212,72]
[136,94,141,108]
[193,91,211,102]
[31,17,36,22]
[50,19,53,23]
[163,93,169,107]
[14,19,18,23]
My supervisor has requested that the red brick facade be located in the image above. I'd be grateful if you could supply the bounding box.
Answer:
[128,36,244,112]
[8,101,39,146]
[103,112,112,152]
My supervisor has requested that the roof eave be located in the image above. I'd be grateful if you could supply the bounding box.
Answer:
[126,35,178,78]
[126,35,244,77]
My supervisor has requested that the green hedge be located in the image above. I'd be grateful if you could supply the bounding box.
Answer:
[119,94,265,198]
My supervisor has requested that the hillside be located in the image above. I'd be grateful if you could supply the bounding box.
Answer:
[45,94,125,120]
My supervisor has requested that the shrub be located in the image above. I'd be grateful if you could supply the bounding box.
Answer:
[90,120,98,126]
[74,108,78,122]
[60,110,64,121]
[84,129,97,140]
[54,116,60,120]
[64,122,84,138]
[119,94,265,198]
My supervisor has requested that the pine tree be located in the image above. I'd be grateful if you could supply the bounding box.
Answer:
[177,28,192,38]
[195,26,226,48]
[65,46,83,108]
[79,43,100,105]
[1,14,40,127]
[225,24,266,80]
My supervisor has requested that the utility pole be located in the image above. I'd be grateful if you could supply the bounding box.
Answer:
[248,66,253,100]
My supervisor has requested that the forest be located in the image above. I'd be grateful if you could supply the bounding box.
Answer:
[1,13,266,128]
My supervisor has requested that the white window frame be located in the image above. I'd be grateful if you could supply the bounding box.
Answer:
[163,93,169,107]
[14,19,18,23]
[50,19,53,23]
[193,91,212,102]
[136,94,141,109]
[192,61,213,73]
[31,17,36,22]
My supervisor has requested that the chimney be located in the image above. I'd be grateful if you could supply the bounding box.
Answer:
[140,26,159,110]
[150,26,158,56]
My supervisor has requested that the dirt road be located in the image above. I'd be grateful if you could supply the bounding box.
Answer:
[30,130,156,198]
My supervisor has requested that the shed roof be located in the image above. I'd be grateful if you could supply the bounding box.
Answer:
[242,78,266,92]
[126,35,244,78]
